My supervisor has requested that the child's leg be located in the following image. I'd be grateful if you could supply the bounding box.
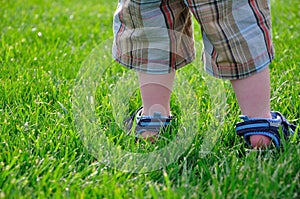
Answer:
[184,0,275,148]
[231,67,272,147]
[138,71,175,137]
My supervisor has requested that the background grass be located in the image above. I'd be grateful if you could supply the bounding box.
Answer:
[0,0,299,198]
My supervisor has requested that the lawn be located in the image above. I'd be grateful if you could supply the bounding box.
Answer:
[0,0,299,198]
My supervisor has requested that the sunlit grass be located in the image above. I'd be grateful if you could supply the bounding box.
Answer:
[0,0,299,198]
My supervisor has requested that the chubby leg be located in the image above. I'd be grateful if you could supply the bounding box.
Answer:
[231,67,272,148]
[138,71,175,138]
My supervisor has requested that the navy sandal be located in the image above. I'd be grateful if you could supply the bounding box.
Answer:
[236,111,298,149]
[124,107,175,141]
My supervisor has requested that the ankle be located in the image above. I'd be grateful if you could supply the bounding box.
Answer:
[142,104,170,117]
[243,112,272,119]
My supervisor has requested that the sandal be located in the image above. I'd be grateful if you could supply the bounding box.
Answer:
[124,107,175,141]
[236,111,298,149]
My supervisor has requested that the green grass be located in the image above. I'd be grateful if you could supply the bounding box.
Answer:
[0,0,299,198]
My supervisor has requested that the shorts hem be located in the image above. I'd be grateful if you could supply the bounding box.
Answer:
[113,54,196,74]
[205,58,273,80]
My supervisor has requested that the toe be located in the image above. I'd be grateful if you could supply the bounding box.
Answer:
[250,135,272,148]
[140,131,158,143]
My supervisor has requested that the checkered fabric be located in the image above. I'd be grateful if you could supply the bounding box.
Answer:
[113,0,274,79]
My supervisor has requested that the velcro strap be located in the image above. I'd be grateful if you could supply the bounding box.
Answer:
[236,119,280,136]
[136,116,174,134]
[274,111,298,137]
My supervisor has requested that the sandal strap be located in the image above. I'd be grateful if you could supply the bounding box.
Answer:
[236,111,297,148]
[124,107,143,131]
[136,112,173,134]
[124,107,175,136]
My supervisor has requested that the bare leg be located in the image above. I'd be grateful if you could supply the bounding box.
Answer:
[138,71,175,138]
[231,67,272,148]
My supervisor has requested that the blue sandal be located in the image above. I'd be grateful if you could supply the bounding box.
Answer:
[236,111,298,149]
[124,107,175,140]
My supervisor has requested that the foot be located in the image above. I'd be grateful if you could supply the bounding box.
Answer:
[249,135,272,148]
[139,110,171,142]
[124,107,174,143]
[140,130,158,143]
[236,112,297,149]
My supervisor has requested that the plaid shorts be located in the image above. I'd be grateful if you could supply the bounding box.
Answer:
[112,0,274,79]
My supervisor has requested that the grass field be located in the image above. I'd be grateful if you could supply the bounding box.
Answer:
[1,0,299,198]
